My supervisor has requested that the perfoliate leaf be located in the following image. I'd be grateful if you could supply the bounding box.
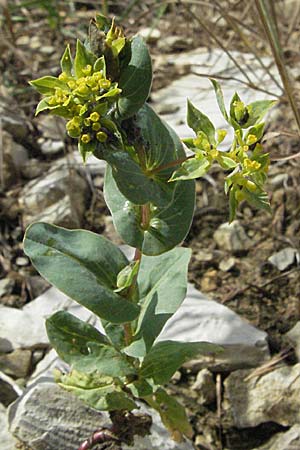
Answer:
[140,340,222,384]
[58,370,137,411]
[169,157,210,181]
[93,56,106,76]
[210,78,229,121]
[23,223,140,323]
[118,36,152,118]
[35,97,51,115]
[145,388,193,441]
[29,76,67,95]
[60,44,73,75]
[124,248,191,357]
[187,100,216,145]
[105,165,195,256]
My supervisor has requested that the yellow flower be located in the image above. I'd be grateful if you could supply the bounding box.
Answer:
[81,134,91,144]
[90,112,100,122]
[96,131,108,142]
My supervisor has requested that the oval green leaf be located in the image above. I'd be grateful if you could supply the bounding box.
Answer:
[104,165,195,255]
[23,222,140,323]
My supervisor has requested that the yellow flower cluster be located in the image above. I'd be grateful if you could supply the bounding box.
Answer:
[46,65,121,144]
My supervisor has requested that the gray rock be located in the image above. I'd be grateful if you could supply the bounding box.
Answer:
[219,257,236,272]
[0,279,14,298]
[268,247,299,271]
[213,221,252,252]
[40,139,64,155]
[191,369,216,405]
[0,378,19,407]
[21,158,46,179]
[9,381,194,450]
[254,425,300,450]
[285,322,300,361]
[224,363,300,428]
[137,27,161,43]
[158,35,192,52]
[36,116,66,141]
[18,156,88,227]
[157,284,269,371]
[0,403,18,450]
[0,349,32,379]
[0,98,28,141]
[1,131,28,189]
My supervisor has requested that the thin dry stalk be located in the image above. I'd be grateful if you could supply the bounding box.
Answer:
[244,348,292,381]
[254,0,300,134]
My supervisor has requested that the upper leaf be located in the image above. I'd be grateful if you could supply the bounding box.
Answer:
[187,100,216,145]
[23,223,140,323]
[118,36,152,118]
[210,78,229,121]
[105,165,195,256]
[60,44,73,75]
[74,39,96,78]
[29,76,67,95]
[124,248,191,357]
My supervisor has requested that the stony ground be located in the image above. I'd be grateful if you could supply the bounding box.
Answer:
[1,2,300,449]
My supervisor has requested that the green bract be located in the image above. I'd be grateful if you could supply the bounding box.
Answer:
[25,15,275,444]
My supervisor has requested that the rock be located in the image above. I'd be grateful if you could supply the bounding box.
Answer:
[219,257,236,272]
[1,131,29,189]
[254,425,300,450]
[213,221,252,252]
[9,381,194,450]
[0,403,18,450]
[21,158,46,179]
[0,279,14,298]
[285,322,300,361]
[0,98,28,141]
[18,157,89,227]
[268,247,299,271]
[158,35,193,52]
[0,349,32,379]
[37,115,66,140]
[158,284,270,371]
[40,139,64,156]
[137,27,161,43]
[15,256,29,267]
[0,378,18,407]
[192,369,216,405]
[200,269,218,292]
[224,363,300,428]
[27,275,50,298]
[0,287,99,352]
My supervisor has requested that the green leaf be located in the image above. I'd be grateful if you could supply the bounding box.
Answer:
[187,100,216,145]
[218,155,238,170]
[115,261,139,292]
[229,186,238,222]
[46,312,135,378]
[127,378,155,398]
[210,78,229,121]
[58,370,136,411]
[104,165,195,256]
[23,223,140,323]
[169,157,210,181]
[124,248,191,357]
[60,44,73,75]
[242,188,271,212]
[29,76,67,95]
[140,340,222,384]
[229,92,243,129]
[46,311,108,363]
[118,36,152,118]
[145,388,193,440]
[74,39,96,78]
[35,97,52,115]
[246,123,265,144]
[104,150,173,206]
[243,100,277,128]
[93,56,106,75]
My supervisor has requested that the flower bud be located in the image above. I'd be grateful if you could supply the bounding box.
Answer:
[96,131,108,142]
[81,133,91,144]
